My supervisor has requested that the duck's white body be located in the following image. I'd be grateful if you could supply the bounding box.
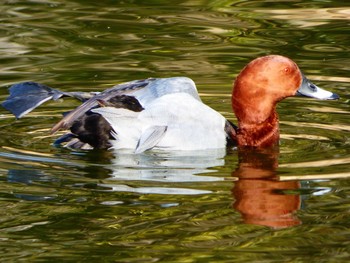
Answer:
[93,77,227,153]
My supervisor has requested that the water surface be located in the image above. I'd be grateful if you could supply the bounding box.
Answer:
[0,0,350,261]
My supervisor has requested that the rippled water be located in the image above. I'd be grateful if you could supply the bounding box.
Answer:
[0,0,350,261]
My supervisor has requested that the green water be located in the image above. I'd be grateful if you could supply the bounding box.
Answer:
[1,0,350,261]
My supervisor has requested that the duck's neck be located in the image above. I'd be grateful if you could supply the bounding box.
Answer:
[236,111,279,147]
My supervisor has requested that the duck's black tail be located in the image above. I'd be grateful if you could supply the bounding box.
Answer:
[1,82,97,119]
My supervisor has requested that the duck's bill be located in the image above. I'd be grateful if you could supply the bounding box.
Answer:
[296,74,339,100]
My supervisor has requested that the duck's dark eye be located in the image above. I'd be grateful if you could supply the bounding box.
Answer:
[309,83,317,92]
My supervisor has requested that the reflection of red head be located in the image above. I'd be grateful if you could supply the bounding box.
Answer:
[232,147,301,228]
[233,180,301,228]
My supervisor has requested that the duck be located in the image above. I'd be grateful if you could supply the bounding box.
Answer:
[1,55,339,153]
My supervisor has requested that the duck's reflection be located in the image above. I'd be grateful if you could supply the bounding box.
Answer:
[110,149,226,182]
[232,147,301,228]
[4,145,302,227]
[103,149,226,195]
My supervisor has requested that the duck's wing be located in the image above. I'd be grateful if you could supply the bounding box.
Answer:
[1,82,97,119]
[50,79,151,133]
[51,77,200,133]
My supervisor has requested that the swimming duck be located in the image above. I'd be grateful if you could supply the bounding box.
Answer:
[1,55,339,152]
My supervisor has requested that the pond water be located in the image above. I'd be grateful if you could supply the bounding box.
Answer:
[1,0,350,261]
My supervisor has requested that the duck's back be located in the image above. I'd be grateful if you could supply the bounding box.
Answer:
[115,77,201,106]
[56,77,229,152]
